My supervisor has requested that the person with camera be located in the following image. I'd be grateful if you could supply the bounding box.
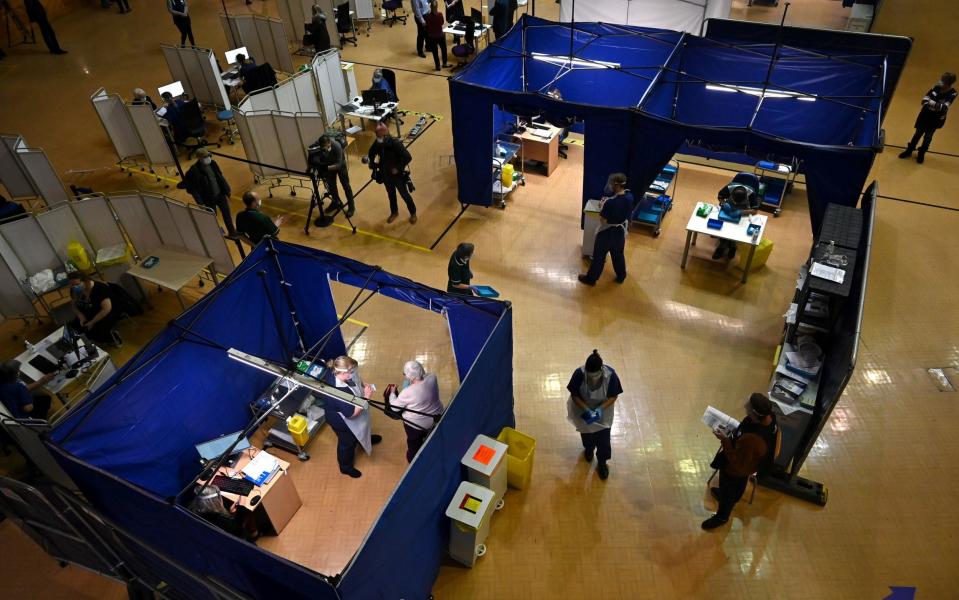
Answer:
[366,122,417,224]
[309,134,356,217]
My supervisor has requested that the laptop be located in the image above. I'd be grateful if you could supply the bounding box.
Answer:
[195,431,251,464]
[158,80,185,98]
[224,46,249,65]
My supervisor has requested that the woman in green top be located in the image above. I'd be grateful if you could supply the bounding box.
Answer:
[447,242,474,295]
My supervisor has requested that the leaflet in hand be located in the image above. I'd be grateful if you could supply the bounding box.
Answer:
[702,406,740,435]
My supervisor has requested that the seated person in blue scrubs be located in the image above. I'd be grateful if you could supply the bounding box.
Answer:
[369,69,395,102]
[579,173,632,286]
[0,194,27,222]
[235,53,257,80]
[159,91,187,141]
[713,184,759,260]
[0,360,53,421]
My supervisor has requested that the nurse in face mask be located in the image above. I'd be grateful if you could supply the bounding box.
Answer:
[566,349,623,480]
[578,173,632,286]
[324,355,382,478]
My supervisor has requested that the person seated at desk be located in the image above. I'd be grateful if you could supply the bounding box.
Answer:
[0,360,53,421]
[235,53,257,81]
[236,191,285,247]
[0,194,27,222]
[159,91,187,141]
[713,183,759,261]
[69,274,123,347]
[385,360,443,462]
[132,88,157,110]
[191,484,259,542]
[369,69,395,102]
[324,355,383,478]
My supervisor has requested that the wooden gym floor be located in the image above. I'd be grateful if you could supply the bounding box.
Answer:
[1,0,958,598]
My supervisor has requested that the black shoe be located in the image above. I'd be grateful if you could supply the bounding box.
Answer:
[418,52,426,58]
[898,149,913,159]
[371,434,382,445]
[615,276,626,284]
[916,152,925,164]
[710,487,720,501]
[577,274,595,286]
[52,49,68,55]
[726,244,737,260]
[341,467,362,478]
[701,515,728,530]
[712,245,725,260]
[597,463,609,480]
[584,448,593,462]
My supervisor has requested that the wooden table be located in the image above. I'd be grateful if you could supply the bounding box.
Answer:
[213,448,302,536]
[680,202,769,284]
[126,246,214,310]
[516,124,562,177]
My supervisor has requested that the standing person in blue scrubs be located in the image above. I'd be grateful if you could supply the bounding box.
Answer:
[566,350,623,480]
[579,173,632,286]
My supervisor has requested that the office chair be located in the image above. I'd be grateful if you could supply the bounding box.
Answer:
[383,0,407,27]
[451,18,476,71]
[336,2,357,47]
[381,68,399,102]
[217,109,238,144]
[242,63,278,95]
[180,100,220,158]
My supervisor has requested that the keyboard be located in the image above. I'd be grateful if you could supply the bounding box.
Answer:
[211,475,255,496]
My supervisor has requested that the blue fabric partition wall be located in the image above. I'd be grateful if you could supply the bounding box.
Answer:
[450,15,910,233]
[47,240,514,599]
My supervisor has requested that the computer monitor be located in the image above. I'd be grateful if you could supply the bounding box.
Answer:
[225,46,249,65]
[362,88,390,107]
[195,431,251,462]
[470,8,483,25]
[158,81,185,98]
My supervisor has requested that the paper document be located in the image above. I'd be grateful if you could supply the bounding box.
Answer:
[810,262,845,284]
[242,451,279,483]
[702,406,740,435]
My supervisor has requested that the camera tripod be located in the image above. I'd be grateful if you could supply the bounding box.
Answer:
[1,0,35,48]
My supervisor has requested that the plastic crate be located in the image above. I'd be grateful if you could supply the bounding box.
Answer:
[496,427,536,490]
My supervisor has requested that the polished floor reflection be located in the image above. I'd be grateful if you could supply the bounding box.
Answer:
[1,0,958,598]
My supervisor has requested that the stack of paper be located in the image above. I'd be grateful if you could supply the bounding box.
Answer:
[242,451,279,485]
[702,406,740,435]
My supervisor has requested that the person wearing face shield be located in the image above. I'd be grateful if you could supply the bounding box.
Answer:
[179,148,237,237]
[324,356,383,478]
[566,350,623,480]
[385,360,443,462]
[578,173,632,286]
[365,122,417,224]
[702,393,778,530]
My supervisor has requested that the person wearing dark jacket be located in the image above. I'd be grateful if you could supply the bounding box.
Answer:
[167,0,195,46]
[24,0,66,54]
[578,173,632,286]
[179,148,237,236]
[424,2,450,71]
[191,485,259,542]
[310,135,356,217]
[490,0,517,40]
[0,360,53,421]
[70,275,123,347]
[310,5,332,53]
[366,122,416,223]
[447,242,475,294]
[702,393,778,530]
[898,72,957,164]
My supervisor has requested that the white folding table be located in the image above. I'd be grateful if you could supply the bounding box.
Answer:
[680,202,768,284]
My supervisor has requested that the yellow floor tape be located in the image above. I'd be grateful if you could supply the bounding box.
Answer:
[123,166,431,253]
[336,314,371,328]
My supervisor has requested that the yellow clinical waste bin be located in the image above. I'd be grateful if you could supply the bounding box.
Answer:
[496,427,536,490]
[501,163,514,187]
[287,415,310,448]
[736,237,774,272]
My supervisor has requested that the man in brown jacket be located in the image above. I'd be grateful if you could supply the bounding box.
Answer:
[702,393,778,530]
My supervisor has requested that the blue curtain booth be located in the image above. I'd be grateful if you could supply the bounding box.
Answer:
[47,241,514,600]
[450,15,910,232]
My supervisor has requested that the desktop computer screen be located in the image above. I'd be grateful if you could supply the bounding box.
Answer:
[225,46,249,65]
[195,431,251,462]
[158,81,185,98]
[362,88,390,107]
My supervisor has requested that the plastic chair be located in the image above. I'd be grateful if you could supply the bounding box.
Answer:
[451,18,476,70]
[217,109,238,144]
[383,0,407,27]
[336,2,357,47]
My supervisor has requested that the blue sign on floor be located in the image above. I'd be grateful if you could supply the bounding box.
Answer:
[883,586,916,600]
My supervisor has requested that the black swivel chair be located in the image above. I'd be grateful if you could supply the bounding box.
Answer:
[241,63,278,95]
[381,68,399,102]
[383,0,407,27]
[179,99,219,158]
[336,3,357,47]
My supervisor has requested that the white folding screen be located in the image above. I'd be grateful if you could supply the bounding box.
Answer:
[559,0,730,34]
[220,14,295,75]
[141,193,185,249]
[110,193,163,256]
[277,0,315,43]
[0,134,39,201]
[0,252,34,318]
[35,204,95,267]
[312,49,349,125]
[128,104,175,167]
[352,0,375,21]
[0,216,63,276]
[161,45,231,110]
[189,205,234,277]
[90,89,141,162]
[71,196,127,251]
[14,141,70,207]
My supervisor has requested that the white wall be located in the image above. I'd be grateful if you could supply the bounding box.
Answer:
[560,0,731,35]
